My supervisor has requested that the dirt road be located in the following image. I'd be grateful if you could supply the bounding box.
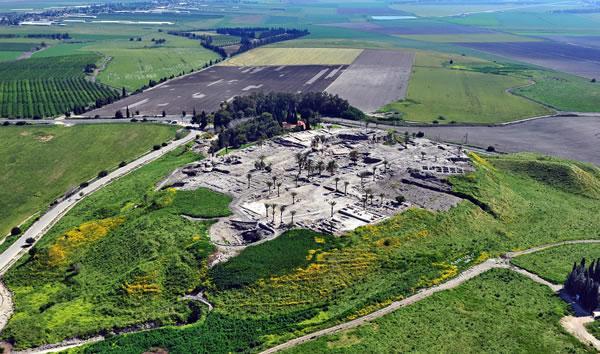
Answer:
[261,240,600,353]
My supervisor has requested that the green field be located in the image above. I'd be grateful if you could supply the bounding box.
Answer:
[82,34,220,91]
[1,146,236,348]
[282,269,591,354]
[381,52,552,124]
[0,124,177,238]
[0,54,119,117]
[513,244,600,284]
[395,33,539,43]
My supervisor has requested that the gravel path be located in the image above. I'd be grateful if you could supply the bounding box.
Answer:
[261,239,600,353]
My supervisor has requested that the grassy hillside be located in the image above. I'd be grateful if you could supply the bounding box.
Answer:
[381,52,552,124]
[0,124,177,237]
[282,270,591,354]
[2,147,234,348]
[58,151,600,354]
[513,244,600,284]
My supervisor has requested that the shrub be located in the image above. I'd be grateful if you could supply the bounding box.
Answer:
[79,181,89,188]
[153,145,161,151]
[161,142,168,147]
[416,131,425,138]
[486,146,496,152]
[25,237,35,244]
[97,170,108,178]
[10,227,21,236]
[119,161,127,168]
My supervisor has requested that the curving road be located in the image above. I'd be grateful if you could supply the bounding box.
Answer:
[261,239,600,353]
[0,131,195,276]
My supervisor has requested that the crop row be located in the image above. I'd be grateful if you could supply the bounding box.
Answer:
[0,78,119,118]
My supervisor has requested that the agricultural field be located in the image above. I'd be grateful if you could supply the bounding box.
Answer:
[8,150,599,351]
[220,47,363,66]
[0,54,119,118]
[282,269,590,354]
[380,51,552,123]
[325,49,414,113]
[0,123,177,238]
[513,244,600,284]
[86,64,348,117]
[458,41,600,80]
[81,34,221,91]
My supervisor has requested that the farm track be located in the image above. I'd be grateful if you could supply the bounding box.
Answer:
[261,239,600,353]
[4,240,599,353]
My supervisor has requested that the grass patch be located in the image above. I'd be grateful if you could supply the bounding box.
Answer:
[2,146,234,349]
[382,52,551,124]
[220,47,363,66]
[395,33,540,43]
[210,230,342,290]
[513,244,600,284]
[282,269,591,353]
[0,124,177,238]
[172,188,232,219]
[82,34,220,91]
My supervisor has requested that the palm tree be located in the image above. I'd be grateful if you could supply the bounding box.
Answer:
[364,188,372,205]
[369,194,374,205]
[329,200,337,218]
[334,177,341,192]
[362,196,367,209]
[279,205,286,224]
[349,150,359,164]
[276,182,282,197]
[344,181,350,195]
[272,175,277,184]
[295,152,304,173]
[372,165,377,180]
[326,160,338,176]
[291,191,298,204]
[295,173,300,187]
[246,173,252,188]
[316,160,324,176]
[266,181,273,193]
[271,204,277,224]
[290,210,297,225]
[264,203,269,218]
[305,159,314,177]
[379,193,385,205]
[383,160,389,172]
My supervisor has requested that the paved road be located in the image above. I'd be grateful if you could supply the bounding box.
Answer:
[326,115,600,165]
[1,118,191,125]
[0,131,195,276]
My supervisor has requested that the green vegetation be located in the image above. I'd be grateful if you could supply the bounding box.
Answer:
[68,152,600,353]
[2,147,235,349]
[513,244,600,284]
[515,71,600,112]
[172,188,232,218]
[83,34,220,91]
[0,124,177,238]
[211,230,340,290]
[381,52,552,123]
[0,54,119,117]
[283,270,591,354]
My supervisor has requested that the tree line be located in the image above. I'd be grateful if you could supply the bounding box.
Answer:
[203,91,363,153]
[168,27,309,58]
[564,257,600,312]
[208,91,363,131]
